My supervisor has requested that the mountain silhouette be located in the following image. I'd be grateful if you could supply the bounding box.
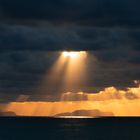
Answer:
[55,109,114,117]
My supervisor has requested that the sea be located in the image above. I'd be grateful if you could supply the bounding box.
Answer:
[0,117,139,140]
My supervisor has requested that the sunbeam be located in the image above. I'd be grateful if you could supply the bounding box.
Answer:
[39,51,88,95]
[62,51,87,91]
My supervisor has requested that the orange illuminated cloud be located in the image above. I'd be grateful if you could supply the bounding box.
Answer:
[1,83,140,117]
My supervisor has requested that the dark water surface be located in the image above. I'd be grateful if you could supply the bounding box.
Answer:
[0,117,140,140]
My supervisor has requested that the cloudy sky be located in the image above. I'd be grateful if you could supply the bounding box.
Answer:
[0,0,140,102]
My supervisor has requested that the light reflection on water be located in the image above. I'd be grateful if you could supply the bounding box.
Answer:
[54,116,94,118]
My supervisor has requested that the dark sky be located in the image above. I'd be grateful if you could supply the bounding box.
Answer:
[0,0,140,101]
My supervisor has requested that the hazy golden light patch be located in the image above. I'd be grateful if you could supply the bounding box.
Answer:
[1,83,140,117]
[46,54,68,81]
[2,99,140,116]
[39,53,69,93]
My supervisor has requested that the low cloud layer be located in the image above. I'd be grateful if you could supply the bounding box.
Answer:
[0,84,140,116]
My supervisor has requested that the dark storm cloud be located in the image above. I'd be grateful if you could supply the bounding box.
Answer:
[128,56,140,65]
[0,24,140,98]
[0,0,140,26]
[0,24,132,51]
[0,51,55,85]
[0,0,140,101]
[128,31,140,51]
[0,23,138,62]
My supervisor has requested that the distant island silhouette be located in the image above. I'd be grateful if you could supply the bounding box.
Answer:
[55,109,114,117]
[0,111,16,116]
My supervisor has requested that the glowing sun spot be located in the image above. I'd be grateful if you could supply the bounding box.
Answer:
[62,51,86,58]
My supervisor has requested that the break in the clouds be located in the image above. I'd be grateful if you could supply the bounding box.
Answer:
[0,0,140,102]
